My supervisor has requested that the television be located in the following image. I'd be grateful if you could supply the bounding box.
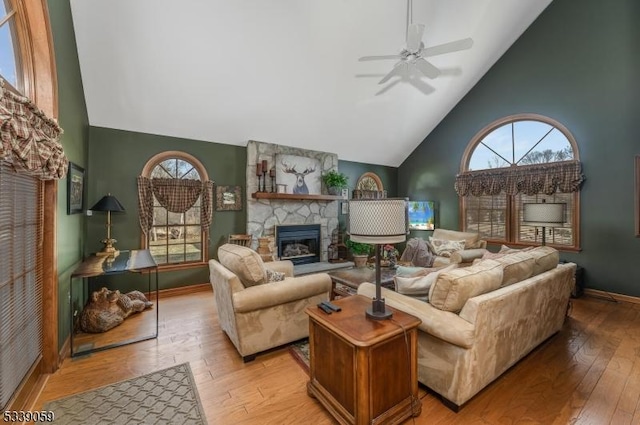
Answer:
[408,201,435,230]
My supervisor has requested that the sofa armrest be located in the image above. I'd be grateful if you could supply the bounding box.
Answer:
[233,273,332,313]
[265,260,294,277]
[357,283,475,348]
[450,248,487,264]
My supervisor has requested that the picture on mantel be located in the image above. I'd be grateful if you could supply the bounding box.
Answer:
[275,154,321,195]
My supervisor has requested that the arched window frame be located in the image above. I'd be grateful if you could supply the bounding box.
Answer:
[459,113,581,251]
[140,151,210,271]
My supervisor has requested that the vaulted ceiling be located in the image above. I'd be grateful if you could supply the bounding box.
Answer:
[69,0,552,167]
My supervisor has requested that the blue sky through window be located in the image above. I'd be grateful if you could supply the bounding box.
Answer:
[0,3,18,88]
[468,120,573,171]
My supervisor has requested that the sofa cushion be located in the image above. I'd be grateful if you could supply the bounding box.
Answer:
[394,264,458,297]
[528,246,559,276]
[218,244,266,287]
[429,237,466,257]
[432,229,483,249]
[429,259,503,313]
[494,251,535,286]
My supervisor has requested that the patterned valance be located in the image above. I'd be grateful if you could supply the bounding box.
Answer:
[455,160,584,197]
[137,176,214,235]
[0,79,67,180]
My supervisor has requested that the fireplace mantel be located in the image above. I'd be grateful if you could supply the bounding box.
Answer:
[252,192,343,201]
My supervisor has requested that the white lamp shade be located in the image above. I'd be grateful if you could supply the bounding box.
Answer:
[348,198,408,244]
[523,203,565,227]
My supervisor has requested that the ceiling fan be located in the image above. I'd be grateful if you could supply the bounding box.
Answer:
[359,0,474,85]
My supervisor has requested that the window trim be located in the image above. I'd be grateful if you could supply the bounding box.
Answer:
[140,151,210,270]
[459,113,581,251]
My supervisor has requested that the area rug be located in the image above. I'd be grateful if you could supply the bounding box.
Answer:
[288,339,310,375]
[44,363,207,425]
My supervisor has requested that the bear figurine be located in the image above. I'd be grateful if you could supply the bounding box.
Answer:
[79,287,153,333]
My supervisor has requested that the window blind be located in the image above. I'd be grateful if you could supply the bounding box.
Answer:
[0,161,43,409]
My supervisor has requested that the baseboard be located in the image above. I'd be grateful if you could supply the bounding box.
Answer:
[157,283,211,299]
[583,288,640,304]
[58,336,70,367]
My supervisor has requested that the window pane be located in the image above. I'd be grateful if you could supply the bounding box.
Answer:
[463,195,506,240]
[513,120,554,163]
[468,141,510,171]
[0,12,19,88]
[516,193,574,246]
[479,123,513,165]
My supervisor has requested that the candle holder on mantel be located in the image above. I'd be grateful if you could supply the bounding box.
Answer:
[261,160,268,192]
[269,167,276,192]
[256,162,263,192]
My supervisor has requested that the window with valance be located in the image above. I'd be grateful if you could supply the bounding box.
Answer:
[457,114,584,249]
[138,151,213,268]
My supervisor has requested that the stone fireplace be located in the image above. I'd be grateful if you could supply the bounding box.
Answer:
[246,140,339,262]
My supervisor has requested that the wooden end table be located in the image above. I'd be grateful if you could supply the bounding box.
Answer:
[306,295,422,424]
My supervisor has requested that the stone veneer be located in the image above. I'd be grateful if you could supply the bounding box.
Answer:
[246,140,339,262]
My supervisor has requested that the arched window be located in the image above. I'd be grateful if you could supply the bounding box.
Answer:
[459,114,582,250]
[141,152,210,268]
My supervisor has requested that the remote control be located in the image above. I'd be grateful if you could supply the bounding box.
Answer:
[321,301,342,312]
[317,303,332,314]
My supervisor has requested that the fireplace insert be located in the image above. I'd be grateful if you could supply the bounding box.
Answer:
[275,224,320,265]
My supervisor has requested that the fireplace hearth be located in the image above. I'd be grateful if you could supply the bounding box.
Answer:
[275,224,321,265]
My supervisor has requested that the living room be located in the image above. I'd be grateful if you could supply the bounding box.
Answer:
[1,0,638,423]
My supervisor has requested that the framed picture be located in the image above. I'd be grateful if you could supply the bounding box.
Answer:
[636,155,639,237]
[341,201,349,215]
[216,185,242,211]
[275,154,321,195]
[408,200,436,230]
[67,162,85,214]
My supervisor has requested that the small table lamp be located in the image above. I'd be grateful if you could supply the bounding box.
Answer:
[91,193,126,256]
[348,198,408,320]
[522,201,565,246]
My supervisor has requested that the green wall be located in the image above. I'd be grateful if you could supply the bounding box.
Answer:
[337,160,398,232]
[86,127,246,289]
[48,0,89,349]
[399,0,640,296]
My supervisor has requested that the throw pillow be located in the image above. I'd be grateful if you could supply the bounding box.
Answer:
[394,264,457,297]
[499,244,535,254]
[481,250,508,260]
[429,237,466,258]
[265,268,286,282]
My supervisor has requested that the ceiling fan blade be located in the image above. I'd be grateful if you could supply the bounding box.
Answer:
[412,58,441,79]
[358,55,402,62]
[406,23,425,53]
[379,62,407,84]
[420,38,474,57]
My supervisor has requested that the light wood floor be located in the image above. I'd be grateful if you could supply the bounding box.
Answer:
[35,288,640,424]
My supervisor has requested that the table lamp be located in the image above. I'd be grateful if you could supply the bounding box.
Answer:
[348,198,408,320]
[91,193,126,256]
[522,200,565,246]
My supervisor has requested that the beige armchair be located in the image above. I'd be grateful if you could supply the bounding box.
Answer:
[209,243,332,362]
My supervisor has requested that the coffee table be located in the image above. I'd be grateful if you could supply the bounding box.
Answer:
[328,266,397,299]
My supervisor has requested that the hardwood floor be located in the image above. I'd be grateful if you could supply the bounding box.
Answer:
[34,288,640,424]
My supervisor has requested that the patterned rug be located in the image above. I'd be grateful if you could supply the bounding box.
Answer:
[44,363,207,425]
[288,339,310,375]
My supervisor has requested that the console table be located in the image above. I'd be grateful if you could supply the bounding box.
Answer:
[70,249,159,357]
[306,295,422,424]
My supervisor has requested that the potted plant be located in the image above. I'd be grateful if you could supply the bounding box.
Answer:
[345,237,372,268]
[322,170,349,195]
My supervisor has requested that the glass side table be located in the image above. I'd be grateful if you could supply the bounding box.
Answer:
[70,249,159,357]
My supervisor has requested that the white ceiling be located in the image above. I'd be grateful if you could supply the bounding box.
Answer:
[69,0,552,167]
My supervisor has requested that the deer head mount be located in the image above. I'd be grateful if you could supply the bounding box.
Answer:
[281,160,317,194]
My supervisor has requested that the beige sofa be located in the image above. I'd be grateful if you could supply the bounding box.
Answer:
[358,246,575,409]
[209,244,332,362]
